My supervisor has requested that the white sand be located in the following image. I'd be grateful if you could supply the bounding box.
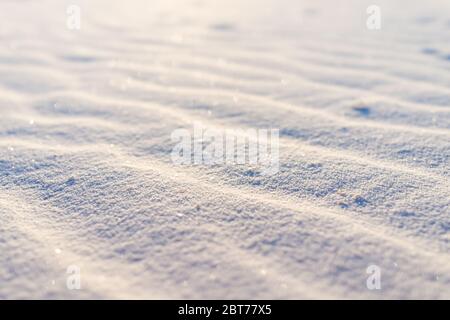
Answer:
[0,0,449,299]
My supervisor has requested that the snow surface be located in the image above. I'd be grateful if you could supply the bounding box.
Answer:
[0,0,449,299]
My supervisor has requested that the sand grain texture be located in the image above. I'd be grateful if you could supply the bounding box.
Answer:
[0,0,449,299]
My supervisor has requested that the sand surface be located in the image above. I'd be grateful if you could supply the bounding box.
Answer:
[0,0,449,299]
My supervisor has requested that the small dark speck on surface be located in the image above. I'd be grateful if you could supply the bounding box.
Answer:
[66,177,76,186]
[210,23,235,32]
[422,48,438,55]
[338,202,349,209]
[354,196,368,207]
[352,106,371,116]
[395,211,417,217]
[415,16,436,25]
[63,55,96,63]
[243,169,258,177]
